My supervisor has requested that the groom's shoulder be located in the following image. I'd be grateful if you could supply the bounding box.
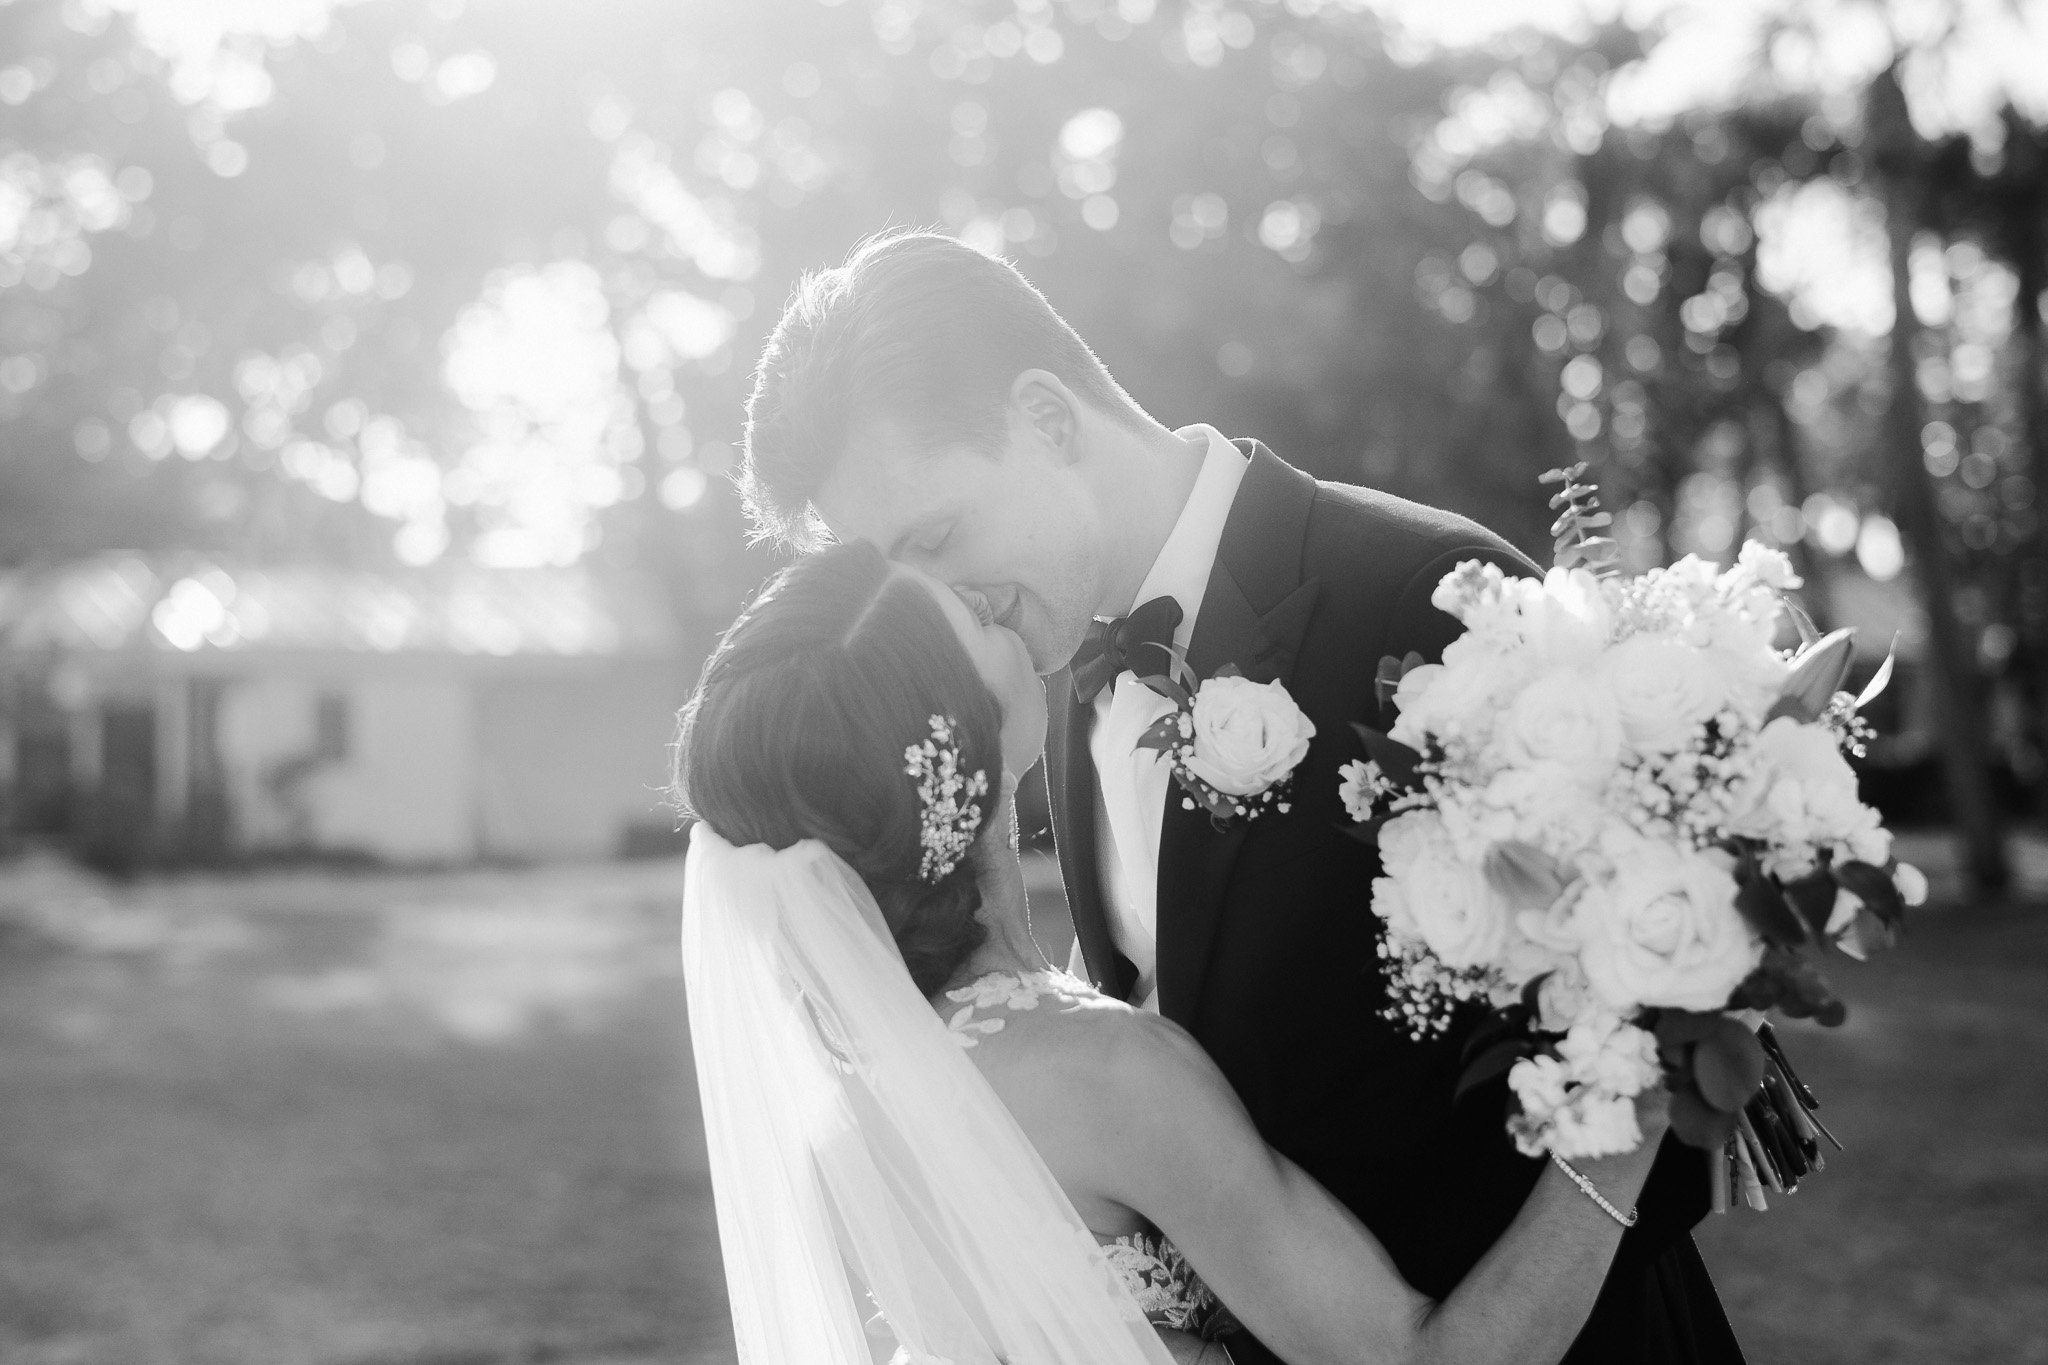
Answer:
[1302,476,1534,586]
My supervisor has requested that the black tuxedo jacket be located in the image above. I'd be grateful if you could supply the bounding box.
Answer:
[1045,442,1745,1365]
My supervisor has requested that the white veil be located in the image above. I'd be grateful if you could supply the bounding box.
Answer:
[681,825,1176,1365]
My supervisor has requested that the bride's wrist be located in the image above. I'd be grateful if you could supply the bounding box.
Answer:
[1549,1150,1641,1228]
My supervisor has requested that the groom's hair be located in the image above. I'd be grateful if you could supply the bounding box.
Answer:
[740,229,1142,550]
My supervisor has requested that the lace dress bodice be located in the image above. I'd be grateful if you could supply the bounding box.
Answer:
[942,969,1236,1340]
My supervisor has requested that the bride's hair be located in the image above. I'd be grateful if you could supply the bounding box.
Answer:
[672,541,1005,996]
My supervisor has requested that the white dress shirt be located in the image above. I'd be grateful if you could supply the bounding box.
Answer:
[1086,425,1249,1011]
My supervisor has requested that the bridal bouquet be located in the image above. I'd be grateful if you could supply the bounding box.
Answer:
[1343,465,1920,1209]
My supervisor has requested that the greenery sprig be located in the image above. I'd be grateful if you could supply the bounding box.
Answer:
[1541,463,1619,577]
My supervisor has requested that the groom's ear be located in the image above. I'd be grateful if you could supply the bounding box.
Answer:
[1010,370,1081,465]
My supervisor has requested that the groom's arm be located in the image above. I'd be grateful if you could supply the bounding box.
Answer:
[1384,540,1711,1265]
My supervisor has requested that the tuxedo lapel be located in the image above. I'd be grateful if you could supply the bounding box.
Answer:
[1043,670,1132,996]
[1155,442,1321,1027]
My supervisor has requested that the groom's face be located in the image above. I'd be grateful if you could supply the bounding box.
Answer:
[813,412,1105,675]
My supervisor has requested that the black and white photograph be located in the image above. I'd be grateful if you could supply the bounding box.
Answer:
[1,0,2044,1362]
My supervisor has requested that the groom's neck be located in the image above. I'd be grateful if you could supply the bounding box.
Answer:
[1093,421,1208,617]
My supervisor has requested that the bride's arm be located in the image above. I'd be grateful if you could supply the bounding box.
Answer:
[1070,1014,1662,1365]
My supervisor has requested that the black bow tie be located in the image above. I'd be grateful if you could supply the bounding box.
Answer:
[1071,595,1184,704]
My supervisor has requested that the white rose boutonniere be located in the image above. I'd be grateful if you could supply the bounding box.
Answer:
[1137,663,1315,830]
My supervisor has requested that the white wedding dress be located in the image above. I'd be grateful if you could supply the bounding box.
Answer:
[681,827,1186,1364]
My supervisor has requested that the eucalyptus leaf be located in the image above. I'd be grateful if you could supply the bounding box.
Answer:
[1455,1039,1534,1105]
[1782,872,1838,940]
[1692,1018,1768,1113]
[1735,873,1808,946]
[1357,728,1423,789]
[1832,859,1906,929]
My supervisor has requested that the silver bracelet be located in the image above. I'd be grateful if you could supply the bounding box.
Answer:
[1550,1151,1639,1228]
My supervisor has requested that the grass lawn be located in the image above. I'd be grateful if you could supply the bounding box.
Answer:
[0,847,2041,1365]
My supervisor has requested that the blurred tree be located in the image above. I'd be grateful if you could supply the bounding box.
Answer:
[1869,60,2009,894]
[1,0,2044,859]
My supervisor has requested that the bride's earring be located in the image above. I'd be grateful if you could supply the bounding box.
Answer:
[1000,768,1021,853]
[1001,768,1056,971]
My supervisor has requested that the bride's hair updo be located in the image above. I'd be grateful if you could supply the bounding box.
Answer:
[673,540,1005,996]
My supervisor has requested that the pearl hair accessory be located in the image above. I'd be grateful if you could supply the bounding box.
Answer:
[903,714,989,883]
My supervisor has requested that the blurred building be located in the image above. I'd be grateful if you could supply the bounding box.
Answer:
[0,556,689,870]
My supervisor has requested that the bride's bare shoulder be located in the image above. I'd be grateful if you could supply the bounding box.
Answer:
[973,973,1224,1106]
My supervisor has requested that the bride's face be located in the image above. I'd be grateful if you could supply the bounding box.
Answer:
[903,567,1047,778]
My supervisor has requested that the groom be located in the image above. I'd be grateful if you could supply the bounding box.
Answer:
[739,230,1745,1364]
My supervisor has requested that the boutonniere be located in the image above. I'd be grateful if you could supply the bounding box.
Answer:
[1135,649,1317,830]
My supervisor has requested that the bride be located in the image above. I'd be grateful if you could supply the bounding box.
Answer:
[674,540,1667,1365]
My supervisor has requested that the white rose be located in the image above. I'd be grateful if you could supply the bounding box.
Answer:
[1381,810,1511,968]
[1597,635,1727,753]
[1388,641,1524,749]
[1376,809,1439,873]
[1497,670,1623,781]
[1574,835,1760,1013]
[1483,761,1609,854]
[1182,675,1316,796]
[1370,875,1419,938]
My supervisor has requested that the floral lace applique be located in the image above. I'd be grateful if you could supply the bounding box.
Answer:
[1100,1231,1235,1338]
[941,969,1088,1049]
[945,1006,1005,1049]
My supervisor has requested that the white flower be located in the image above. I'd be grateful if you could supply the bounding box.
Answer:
[1557,1015,1662,1097]
[1521,567,1615,666]
[1376,809,1440,876]
[1481,762,1609,855]
[1379,810,1512,968]
[1508,1049,1648,1159]
[1825,886,1862,939]
[1181,675,1316,797]
[1731,716,1887,863]
[1431,559,1513,621]
[1894,862,1929,907]
[1509,1054,1571,1123]
[1535,963,1596,1032]
[1735,540,1802,592]
[1387,646,1522,750]
[1370,875,1419,939]
[1338,759,1380,823]
[1574,832,1759,1012]
[1497,670,1623,782]
[1597,634,1727,753]
[1548,1089,1644,1159]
